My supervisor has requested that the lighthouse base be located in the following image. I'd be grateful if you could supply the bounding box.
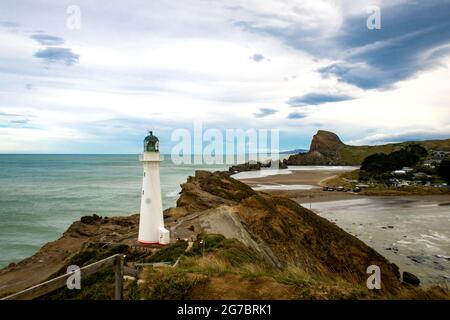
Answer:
[137,226,170,246]
[136,240,168,247]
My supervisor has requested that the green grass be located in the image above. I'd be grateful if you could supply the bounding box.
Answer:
[144,240,188,264]
[141,268,208,300]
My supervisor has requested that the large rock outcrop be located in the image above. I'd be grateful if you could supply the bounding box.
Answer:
[171,171,403,293]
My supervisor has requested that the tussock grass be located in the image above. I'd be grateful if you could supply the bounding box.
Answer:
[141,267,208,300]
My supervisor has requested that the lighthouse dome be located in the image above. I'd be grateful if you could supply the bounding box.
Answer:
[144,131,159,152]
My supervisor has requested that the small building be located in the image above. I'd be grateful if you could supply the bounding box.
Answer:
[398,180,411,187]
[393,170,406,176]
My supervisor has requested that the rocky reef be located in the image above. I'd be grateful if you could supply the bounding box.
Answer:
[228,160,287,174]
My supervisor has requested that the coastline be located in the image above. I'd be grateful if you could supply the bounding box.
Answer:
[0,167,449,298]
[238,167,450,286]
[237,167,450,203]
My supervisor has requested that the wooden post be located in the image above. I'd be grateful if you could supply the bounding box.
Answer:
[114,255,124,300]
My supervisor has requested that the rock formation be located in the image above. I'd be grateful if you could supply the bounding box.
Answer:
[285,130,450,166]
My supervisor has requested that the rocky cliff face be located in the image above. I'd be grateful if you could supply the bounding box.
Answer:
[170,171,403,293]
[285,130,345,165]
[309,130,344,153]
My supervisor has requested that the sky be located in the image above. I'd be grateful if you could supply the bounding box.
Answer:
[1,0,450,154]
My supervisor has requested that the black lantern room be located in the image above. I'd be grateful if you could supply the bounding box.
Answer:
[144,131,159,152]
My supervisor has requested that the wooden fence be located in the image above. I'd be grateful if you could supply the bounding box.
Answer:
[1,254,124,300]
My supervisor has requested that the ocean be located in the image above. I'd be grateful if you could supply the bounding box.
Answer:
[307,198,450,285]
[0,154,230,268]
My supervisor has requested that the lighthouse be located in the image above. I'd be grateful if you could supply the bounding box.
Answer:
[137,131,170,245]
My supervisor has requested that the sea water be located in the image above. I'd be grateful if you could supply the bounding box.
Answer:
[307,198,450,285]
[0,154,229,267]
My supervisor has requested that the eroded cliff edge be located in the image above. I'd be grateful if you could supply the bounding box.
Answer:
[1,171,448,299]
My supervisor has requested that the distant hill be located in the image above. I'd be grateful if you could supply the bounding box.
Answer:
[284,130,450,165]
[279,149,308,154]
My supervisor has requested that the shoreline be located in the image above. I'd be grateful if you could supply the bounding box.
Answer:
[238,167,450,203]
[1,167,449,297]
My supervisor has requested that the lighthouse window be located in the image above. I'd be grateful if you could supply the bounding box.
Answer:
[144,172,146,177]
[142,190,144,195]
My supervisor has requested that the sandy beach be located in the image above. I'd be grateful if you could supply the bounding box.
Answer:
[238,168,356,202]
[239,168,450,204]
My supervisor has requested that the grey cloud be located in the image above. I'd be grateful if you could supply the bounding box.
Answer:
[253,108,278,118]
[235,1,450,90]
[287,112,307,119]
[0,111,24,117]
[0,21,19,28]
[287,93,354,107]
[10,119,29,124]
[34,47,80,65]
[249,53,266,62]
[30,33,64,45]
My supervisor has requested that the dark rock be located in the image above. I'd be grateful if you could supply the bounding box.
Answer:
[403,271,420,286]
[80,214,102,225]
[229,160,287,173]
[407,255,426,264]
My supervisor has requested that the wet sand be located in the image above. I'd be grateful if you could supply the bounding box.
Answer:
[240,170,342,186]
[239,168,359,203]
[239,169,450,203]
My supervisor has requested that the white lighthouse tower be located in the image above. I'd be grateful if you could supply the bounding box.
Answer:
[137,131,170,245]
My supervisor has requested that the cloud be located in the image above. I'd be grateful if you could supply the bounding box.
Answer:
[0,111,28,117]
[33,47,80,65]
[235,1,450,90]
[0,112,31,128]
[249,53,266,62]
[348,129,450,145]
[287,112,307,119]
[253,108,278,118]
[10,119,29,124]
[287,93,354,106]
[30,33,64,45]
[0,21,19,28]
[323,2,450,89]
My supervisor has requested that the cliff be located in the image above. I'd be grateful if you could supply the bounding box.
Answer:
[285,130,450,165]
[170,171,403,291]
[1,171,448,300]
